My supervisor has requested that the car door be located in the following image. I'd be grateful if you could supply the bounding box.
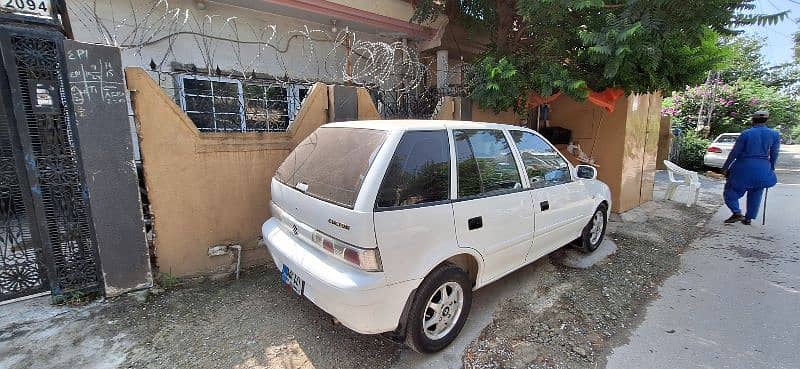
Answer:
[508,130,593,261]
[372,130,458,283]
[450,129,534,284]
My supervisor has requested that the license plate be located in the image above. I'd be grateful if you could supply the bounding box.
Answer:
[281,264,305,296]
[2,0,53,19]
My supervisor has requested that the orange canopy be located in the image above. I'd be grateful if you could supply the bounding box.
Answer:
[587,88,625,113]
[522,88,625,112]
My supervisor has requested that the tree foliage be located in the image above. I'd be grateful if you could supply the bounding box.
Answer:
[664,80,799,141]
[412,0,789,112]
[717,35,800,96]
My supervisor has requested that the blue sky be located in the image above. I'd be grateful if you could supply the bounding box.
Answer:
[744,0,799,66]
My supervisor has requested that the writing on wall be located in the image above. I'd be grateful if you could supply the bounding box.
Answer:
[65,45,126,119]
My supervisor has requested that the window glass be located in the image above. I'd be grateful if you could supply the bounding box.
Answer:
[454,129,522,198]
[180,75,308,133]
[243,84,292,132]
[510,131,571,188]
[715,134,738,143]
[376,131,450,209]
[275,127,387,209]
[180,76,242,132]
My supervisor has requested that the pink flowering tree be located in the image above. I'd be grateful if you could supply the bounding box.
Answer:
[664,80,799,139]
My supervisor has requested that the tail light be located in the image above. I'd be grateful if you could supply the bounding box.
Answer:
[707,146,722,153]
[311,231,383,272]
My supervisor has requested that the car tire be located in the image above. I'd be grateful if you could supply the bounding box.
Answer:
[575,204,607,253]
[404,263,472,353]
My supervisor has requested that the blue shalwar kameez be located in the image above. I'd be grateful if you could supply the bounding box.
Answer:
[721,125,780,220]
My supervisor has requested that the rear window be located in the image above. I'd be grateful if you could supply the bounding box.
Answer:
[716,135,739,143]
[275,127,387,208]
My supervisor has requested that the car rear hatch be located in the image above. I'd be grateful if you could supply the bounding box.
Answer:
[270,126,388,270]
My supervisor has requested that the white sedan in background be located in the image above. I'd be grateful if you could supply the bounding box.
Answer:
[703,133,740,169]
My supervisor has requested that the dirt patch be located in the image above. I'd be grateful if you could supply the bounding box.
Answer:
[462,198,719,369]
[110,268,403,369]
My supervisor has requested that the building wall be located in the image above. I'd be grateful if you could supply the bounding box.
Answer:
[127,68,377,277]
[548,96,628,210]
[471,105,522,125]
[548,94,660,213]
[434,97,523,125]
[327,0,416,21]
[620,93,661,207]
[68,0,393,83]
[656,116,673,170]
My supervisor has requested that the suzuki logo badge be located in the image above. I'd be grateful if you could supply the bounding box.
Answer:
[292,224,298,235]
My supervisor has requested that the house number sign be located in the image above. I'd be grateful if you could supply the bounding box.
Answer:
[2,0,52,19]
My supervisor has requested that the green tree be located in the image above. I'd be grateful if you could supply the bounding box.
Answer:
[664,80,799,139]
[412,0,788,112]
[718,36,767,83]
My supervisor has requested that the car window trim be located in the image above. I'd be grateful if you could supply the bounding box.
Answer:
[451,128,526,199]
[503,129,531,189]
[374,199,452,212]
[450,187,529,203]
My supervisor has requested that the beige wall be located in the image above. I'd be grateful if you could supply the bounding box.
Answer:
[471,105,523,125]
[70,0,395,86]
[549,94,661,213]
[656,116,673,170]
[127,68,378,277]
[327,0,416,22]
[434,97,523,125]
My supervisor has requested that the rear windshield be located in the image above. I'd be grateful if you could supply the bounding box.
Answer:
[716,135,739,143]
[275,127,387,208]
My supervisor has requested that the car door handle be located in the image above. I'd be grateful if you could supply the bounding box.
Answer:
[468,216,483,230]
[540,201,550,211]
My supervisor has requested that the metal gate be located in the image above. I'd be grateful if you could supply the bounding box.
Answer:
[0,26,102,301]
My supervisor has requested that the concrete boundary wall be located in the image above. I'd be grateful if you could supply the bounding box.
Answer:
[126,67,377,277]
[435,96,523,125]
[127,67,524,277]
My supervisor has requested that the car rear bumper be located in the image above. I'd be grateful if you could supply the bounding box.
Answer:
[261,218,418,334]
[703,153,727,168]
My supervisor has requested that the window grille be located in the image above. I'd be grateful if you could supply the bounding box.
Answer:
[177,74,308,133]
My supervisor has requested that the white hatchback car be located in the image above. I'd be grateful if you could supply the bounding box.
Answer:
[703,133,740,169]
[262,120,611,352]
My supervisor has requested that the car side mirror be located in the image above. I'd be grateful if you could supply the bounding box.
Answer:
[576,165,597,180]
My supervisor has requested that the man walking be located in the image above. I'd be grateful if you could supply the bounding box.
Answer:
[722,111,780,225]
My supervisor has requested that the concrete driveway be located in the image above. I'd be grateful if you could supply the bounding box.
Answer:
[607,145,800,369]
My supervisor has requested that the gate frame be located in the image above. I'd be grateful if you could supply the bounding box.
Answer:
[0,45,52,300]
[0,24,105,298]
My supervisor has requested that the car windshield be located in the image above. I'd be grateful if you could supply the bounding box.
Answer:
[716,135,739,143]
[275,127,388,208]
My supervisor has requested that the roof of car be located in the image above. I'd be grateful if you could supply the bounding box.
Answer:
[323,120,530,131]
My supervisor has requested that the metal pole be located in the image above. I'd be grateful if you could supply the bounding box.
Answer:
[762,188,769,226]
[57,0,74,39]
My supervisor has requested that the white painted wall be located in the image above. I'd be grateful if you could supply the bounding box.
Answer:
[68,0,394,83]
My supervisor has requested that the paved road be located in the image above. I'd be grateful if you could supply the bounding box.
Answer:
[607,145,800,369]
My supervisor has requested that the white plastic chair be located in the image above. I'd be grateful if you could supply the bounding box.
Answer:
[663,160,701,207]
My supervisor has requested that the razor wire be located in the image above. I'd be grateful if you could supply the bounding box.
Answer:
[69,0,429,93]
